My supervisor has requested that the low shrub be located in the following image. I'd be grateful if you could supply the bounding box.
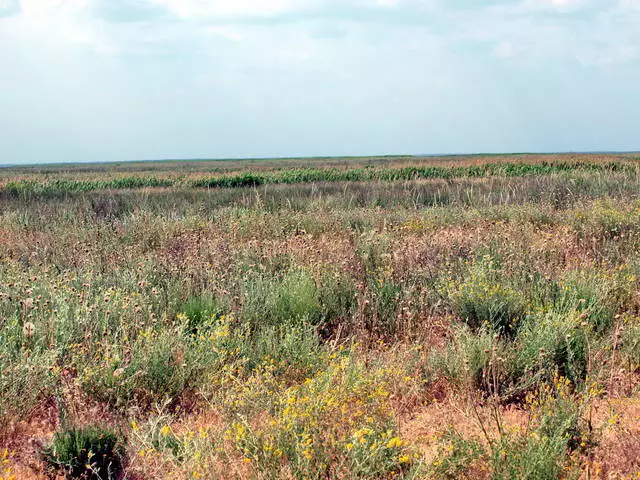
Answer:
[366,279,403,336]
[0,347,57,425]
[513,310,589,389]
[227,354,420,479]
[551,267,634,333]
[317,270,357,336]
[42,426,125,479]
[430,429,485,479]
[242,322,326,380]
[77,326,211,410]
[429,326,513,395]
[491,380,583,480]
[621,319,640,369]
[179,294,224,334]
[446,257,527,336]
[430,377,585,480]
[241,269,322,328]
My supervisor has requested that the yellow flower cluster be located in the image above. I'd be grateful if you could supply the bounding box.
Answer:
[226,353,417,478]
[0,450,15,480]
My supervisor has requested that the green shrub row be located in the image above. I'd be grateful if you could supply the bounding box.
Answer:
[3,161,637,197]
[190,161,637,188]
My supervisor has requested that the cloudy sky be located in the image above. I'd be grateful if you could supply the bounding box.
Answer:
[0,0,639,164]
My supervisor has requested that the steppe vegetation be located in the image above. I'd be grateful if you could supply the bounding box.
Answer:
[1,153,640,479]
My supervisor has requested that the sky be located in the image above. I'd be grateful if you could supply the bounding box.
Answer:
[0,0,639,164]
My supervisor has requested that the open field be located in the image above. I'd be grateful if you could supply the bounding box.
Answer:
[2,153,640,479]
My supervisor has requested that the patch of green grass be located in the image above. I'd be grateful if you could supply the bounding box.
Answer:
[241,269,323,328]
[491,387,583,480]
[42,426,125,479]
[446,257,528,336]
[430,429,485,479]
[77,326,212,409]
[179,294,225,334]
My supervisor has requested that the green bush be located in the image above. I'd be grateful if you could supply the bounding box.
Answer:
[0,349,57,425]
[514,311,589,389]
[430,380,584,480]
[429,326,512,394]
[446,258,527,335]
[367,280,403,335]
[430,429,485,479]
[42,426,124,479]
[179,294,224,334]
[356,231,392,275]
[78,327,211,409]
[317,270,357,329]
[0,313,58,424]
[276,269,322,324]
[242,322,325,379]
[621,319,640,368]
[492,388,581,480]
[551,268,633,333]
[241,269,322,328]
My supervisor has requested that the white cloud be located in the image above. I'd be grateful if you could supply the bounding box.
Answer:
[149,0,297,18]
[19,0,89,17]
[2,0,640,163]
[147,0,407,19]
[493,41,518,58]
[0,0,120,56]
[584,45,637,66]
[1,0,635,70]
[205,26,244,41]
[447,0,640,69]
[492,0,595,15]
[548,0,584,8]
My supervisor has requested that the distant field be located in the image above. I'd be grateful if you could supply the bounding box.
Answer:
[1,153,639,197]
[2,154,640,479]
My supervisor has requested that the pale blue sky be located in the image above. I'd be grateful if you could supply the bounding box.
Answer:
[0,0,638,164]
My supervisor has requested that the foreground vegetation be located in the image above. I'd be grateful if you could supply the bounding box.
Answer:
[1,154,640,479]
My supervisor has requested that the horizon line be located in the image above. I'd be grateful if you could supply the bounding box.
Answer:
[1,150,639,170]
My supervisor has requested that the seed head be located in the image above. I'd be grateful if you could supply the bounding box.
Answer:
[23,321,35,338]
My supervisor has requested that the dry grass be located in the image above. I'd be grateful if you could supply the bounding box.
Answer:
[2,155,640,479]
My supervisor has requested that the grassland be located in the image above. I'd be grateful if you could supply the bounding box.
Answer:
[1,153,640,479]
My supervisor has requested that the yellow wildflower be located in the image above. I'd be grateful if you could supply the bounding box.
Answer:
[386,437,403,449]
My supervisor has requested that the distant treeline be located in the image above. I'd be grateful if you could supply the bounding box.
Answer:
[2,161,637,197]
